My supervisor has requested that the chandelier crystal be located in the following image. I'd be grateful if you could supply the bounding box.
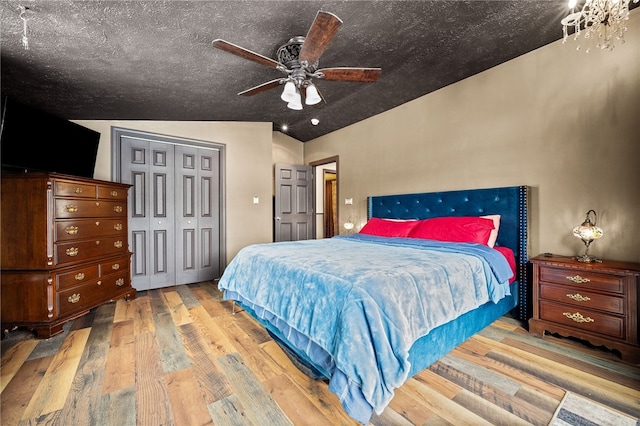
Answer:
[562,0,639,52]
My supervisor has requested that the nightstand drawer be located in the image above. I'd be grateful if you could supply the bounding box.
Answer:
[539,301,624,339]
[539,266,624,294]
[540,284,624,315]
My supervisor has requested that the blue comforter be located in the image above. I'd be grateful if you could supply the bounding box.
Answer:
[218,234,512,423]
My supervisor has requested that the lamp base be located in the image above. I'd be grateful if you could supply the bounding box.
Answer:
[575,254,602,263]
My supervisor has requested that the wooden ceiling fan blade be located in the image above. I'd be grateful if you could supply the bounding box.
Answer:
[298,11,343,65]
[212,39,283,69]
[317,67,381,82]
[238,79,285,96]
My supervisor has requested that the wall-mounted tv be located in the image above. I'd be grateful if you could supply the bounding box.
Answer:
[1,97,100,179]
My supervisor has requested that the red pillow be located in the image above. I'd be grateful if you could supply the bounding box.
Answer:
[493,246,517,283]
[359,217,419,238]
[409,216,495,245]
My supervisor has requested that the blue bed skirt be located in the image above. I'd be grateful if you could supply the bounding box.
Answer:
[235,281,518,419]
[408,281,518,376]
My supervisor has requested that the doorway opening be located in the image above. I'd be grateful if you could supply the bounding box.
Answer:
[310,156,339,239]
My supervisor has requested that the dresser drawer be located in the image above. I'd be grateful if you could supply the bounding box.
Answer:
[58,269,129,316]
[100,269,130,289]
[56,264,100,290]
[54,181,97,198]
[100,257,129,275]
[55,219,126,242]
[539,300,624,339]
[55,199,127,219]
[540,284,625,315]
[55,236,128,265]
[97,185,128,200]
[539,266,624,294]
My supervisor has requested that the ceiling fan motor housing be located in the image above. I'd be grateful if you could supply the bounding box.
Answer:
[277,36,318,71]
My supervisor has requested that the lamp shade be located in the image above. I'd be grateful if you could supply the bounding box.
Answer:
[572,210,603,243]
[305,83,322,105]
[280,81,297,103]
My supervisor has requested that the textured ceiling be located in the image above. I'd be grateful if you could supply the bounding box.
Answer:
[0,1,592,141]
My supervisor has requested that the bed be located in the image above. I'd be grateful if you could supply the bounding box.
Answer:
[218,185,529,423]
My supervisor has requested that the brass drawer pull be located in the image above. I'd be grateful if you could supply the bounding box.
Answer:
[68,293,81,303]
[66,247,79,257]
[114,205,123,213]
[75,272,85,281]
[112,263,120,270]
[116,278,125,287]
[65,226,79,235]
[66,205,78,213]
[73,187,83,194]
[563,312,594,323]
[97,280,102,286]
[114,223,123,231]
[566,275,590,284]
[111,190,118,197]
[114,241,123,248]
[566,293,590,302]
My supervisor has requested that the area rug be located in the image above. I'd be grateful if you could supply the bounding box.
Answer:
[549,392,639,426]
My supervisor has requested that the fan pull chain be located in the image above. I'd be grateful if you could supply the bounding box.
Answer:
[19,5,29,50]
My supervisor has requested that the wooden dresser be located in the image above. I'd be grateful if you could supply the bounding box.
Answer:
[529,254,639,363]
[1,172,136,338]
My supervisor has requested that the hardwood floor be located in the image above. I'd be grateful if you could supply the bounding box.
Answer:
[2,281,639,425]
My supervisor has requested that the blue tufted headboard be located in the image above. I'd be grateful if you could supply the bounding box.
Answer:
[368,186,529,321]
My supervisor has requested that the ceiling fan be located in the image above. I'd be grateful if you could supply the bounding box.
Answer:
[212,11,381,110]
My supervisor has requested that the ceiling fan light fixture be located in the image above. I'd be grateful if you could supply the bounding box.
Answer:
[287,89,303,110]
[280,81,297,103]
[305,83,322,105]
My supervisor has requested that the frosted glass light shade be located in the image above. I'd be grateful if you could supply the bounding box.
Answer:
[287,91,303,110]
[281,81,297,103]
[305,84,322,105]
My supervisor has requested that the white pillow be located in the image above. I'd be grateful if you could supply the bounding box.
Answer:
[481,215,501,248]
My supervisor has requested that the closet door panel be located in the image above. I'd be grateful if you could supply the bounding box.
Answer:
[121,137,175,290]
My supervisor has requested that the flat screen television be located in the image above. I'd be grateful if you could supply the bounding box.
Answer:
[1,97,100,179]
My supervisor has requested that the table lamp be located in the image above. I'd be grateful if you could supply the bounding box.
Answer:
[573,209,604,263]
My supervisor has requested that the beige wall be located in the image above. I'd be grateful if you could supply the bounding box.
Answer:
[304,11,640,263]
[272,131,304,165]
[74,120,274,263]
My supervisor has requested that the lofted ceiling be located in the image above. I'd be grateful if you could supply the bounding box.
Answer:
[0,1,611,142]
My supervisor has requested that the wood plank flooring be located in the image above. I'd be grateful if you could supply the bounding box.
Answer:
[2,281,639,425]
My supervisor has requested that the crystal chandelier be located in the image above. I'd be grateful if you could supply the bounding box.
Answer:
[561,0,639,52]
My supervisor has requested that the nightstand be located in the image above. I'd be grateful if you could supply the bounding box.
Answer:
[529,254,640,363]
